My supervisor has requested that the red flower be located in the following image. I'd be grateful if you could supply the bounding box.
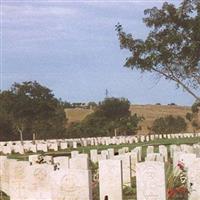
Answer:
[167,188,176,198]
[177,161,185,170]
[167,186,189,199]
[176,186,189,194]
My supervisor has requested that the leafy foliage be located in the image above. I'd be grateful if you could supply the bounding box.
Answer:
[67,98,143,138]
[116,0,200,100]
[167,161,189,200]
[0,81,67,141]
[150,115,187,134]
[186,101,200,130]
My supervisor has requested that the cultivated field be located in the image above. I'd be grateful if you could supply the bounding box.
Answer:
[65,104,193,133]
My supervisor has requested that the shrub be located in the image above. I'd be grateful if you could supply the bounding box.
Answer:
[150,115,187,135]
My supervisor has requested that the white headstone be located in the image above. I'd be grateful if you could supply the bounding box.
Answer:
[69,155,89,170]
[188,158,200,200]
[114,154,131,186]
[90,149,98,163]
[136,161,167,200]
[108,148,114,158]
[99,159,123,200]
[51,169,92,200]
[53,156,69,170]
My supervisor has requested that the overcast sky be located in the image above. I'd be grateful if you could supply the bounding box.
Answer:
[2,0,196,105]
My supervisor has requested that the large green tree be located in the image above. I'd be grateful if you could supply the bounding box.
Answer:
[116,0,200,101]
[67,97,143,137]
[0,81,67,141]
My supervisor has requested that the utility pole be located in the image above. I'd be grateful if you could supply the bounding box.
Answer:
[105,89,109,98]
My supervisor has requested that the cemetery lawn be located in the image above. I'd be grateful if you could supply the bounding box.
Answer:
[6,136,200,161]
[1,136,199,200]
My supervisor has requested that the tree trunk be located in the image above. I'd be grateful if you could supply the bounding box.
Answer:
[114,128,117,137]
[33,132,36,144]
[19,130,23,145]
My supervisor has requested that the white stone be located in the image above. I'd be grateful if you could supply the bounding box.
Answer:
[51,168,92,200]
[73,141,77,148]
[108,148,114,158]
[114,154,131,186]
[99,159,123,200]
[48,142,58,151]
[53,156,69,170]
[9,161,30,200]
[147,146,154,155]
[136,161,167,200]
[130,152,138,177]
[71,150,79,158]
[145,153,164,162]
[134,147,142,161]
[173,152,196,169]
[2,146,12,154]
[159,145,168,162]
[27,164,53,199]
[60,142,68,150]
[90,149,98,163]
[37,143,48,152]
[0,156,10,194]
[188,158,200,200]
[101,150,108,160]
[69,154,89,170]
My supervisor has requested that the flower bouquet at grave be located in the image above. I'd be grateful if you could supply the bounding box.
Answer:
[167,161,189,200]
[36,154,46,164]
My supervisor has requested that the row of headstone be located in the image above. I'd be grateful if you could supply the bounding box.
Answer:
[1,132,200,155]
[1,141,200,200]
[0,155,92,200]
[98,158,167,199]
[97,143,200,200]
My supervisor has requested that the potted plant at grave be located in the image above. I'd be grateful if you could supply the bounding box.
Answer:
[167,161,189,200]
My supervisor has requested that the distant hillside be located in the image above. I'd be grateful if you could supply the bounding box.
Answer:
[130,105,192,134]
[65,108,93,123]
[65,104,193,134]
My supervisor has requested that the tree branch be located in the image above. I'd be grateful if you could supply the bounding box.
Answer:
[151,66,200,101]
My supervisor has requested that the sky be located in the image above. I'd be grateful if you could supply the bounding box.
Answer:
[1,0,197,105]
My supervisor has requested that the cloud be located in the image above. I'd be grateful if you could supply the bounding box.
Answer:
[2,3,78,19]
[2,3,75,22]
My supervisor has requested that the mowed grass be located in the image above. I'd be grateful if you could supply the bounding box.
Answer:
[65,104,192,133]
[6,137,200,161]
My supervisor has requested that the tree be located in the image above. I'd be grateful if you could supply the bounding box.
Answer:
[67,97,143,137]
[186,101,200,131]
[97,97,130,120]
[150,115,187,134]
[87,102,97,109]
[116,0,200,101]
[0,81,67,141]
[115,114,143,135]
[0,112,14,141]
[0,90,26,142]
